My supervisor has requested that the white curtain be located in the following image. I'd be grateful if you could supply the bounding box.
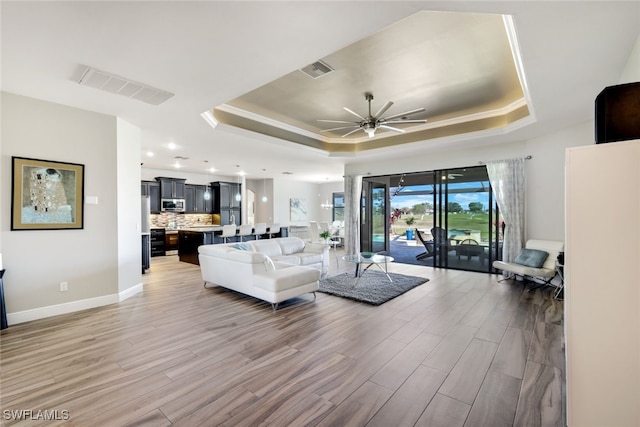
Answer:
[486,158,526,270]
[344,174,362,256]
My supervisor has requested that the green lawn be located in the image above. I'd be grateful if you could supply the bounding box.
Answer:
[392,212,491,240]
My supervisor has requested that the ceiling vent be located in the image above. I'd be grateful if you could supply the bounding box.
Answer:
[299,60,334,79]
[76,65,174,105]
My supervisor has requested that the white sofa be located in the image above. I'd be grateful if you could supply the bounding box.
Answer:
[198,237,328,309]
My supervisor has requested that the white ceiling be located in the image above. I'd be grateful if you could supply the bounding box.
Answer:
[2,1,638,183]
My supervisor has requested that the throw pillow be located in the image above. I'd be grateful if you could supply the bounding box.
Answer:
[263,255,276,271]
[233,243,251,251]
[514,248,549,268]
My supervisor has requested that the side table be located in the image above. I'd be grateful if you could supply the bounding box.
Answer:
[553,261,564,299]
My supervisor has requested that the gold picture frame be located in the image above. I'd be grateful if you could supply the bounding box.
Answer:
[11,156,85,230]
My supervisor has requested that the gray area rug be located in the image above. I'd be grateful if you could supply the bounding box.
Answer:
[318,270,429,305]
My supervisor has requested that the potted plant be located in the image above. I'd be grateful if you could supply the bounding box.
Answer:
[319,230,332,243]
[404,217,415,240]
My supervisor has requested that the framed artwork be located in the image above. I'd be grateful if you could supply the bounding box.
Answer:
[11,156,85,230]
[289,197,307,221]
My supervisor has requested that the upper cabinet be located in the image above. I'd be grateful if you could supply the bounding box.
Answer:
[156,177,186,199]
[211,181,242,225]
[185,184,212,213]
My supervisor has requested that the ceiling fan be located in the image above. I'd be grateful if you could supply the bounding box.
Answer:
[318,93,427,138]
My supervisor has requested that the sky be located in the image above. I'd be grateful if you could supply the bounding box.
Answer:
[390,182,491,211]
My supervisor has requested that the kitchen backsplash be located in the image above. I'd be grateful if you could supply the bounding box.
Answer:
[150,213,213,229]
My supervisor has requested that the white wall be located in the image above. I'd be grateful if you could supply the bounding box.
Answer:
[344,123,598,243]
[1,93,141,324]
[116,118,143,296]
[273,178,322,226]
[619,33,640,84]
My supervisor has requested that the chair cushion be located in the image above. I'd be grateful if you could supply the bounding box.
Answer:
[514,248,549,268]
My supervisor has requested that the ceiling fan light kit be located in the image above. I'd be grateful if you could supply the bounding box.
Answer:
[319,92,427,138]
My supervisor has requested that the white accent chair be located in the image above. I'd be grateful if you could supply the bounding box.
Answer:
[237,224,253,242]
[221,224,237,243]
[493,239,564,293]
[253,223,267,240]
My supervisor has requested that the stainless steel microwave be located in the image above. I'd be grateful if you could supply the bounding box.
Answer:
[161,198,185,212]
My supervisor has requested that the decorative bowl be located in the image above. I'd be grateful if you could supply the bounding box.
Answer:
[361,252,374,259]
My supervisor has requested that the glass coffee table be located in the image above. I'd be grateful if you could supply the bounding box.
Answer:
[343,252,394,286]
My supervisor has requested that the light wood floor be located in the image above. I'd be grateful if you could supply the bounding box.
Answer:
[0,252,565,426]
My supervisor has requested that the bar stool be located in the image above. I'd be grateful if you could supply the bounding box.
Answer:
[221,224,237,243]
[253,223,267,240]
[237,224,253,242]
[267,223,280,238]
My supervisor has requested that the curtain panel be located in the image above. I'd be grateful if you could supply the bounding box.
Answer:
[343,174,362,256]
[486,158,526,272]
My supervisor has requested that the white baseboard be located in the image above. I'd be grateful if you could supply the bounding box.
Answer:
[7,283,143,326]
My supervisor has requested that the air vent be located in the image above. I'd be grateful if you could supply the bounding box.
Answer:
[76,65,174,105]
[174,156,190,160]
[299,60,334,79]
[281,171,294,175]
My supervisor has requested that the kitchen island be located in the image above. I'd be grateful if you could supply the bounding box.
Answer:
[178,226,286,265]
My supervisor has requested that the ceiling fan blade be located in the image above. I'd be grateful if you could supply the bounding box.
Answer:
[382,107,426,121]
[379,125,406,133]
[383,119,427,125]
[317,119,359,124]
[374,101,393,119]
[321,125,360,132]
[341,127,364,137]
[343,106,366,121]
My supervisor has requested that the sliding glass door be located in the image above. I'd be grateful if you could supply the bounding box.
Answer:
[432,166,500,272]
[361,166,501,273]
[361,179,389,253]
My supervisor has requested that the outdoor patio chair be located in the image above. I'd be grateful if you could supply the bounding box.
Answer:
[415,228,435,260]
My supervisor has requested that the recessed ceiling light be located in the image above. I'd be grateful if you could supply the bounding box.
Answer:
[168,142,177,150]
[209,167,216,173]
[174,162,181,169]
[146,151,154,157]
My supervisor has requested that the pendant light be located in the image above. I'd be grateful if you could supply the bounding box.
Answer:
[203,160,211,201]
[261,169,268,203]
[235,165,242,202]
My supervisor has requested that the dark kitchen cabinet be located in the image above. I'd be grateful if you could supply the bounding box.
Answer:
[211,182,242,225]
[185,184,212,213]
[156,177,186,199]
[178,230,215,265]
[150,228,166,257]
[141,181,161,213]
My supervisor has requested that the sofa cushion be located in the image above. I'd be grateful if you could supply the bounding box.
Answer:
[227,250,269,264]
[273,255,301,265]
[296,252,323,266]
[277,237,306,255]
[514,248,548,268]
[250,240,283,258]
